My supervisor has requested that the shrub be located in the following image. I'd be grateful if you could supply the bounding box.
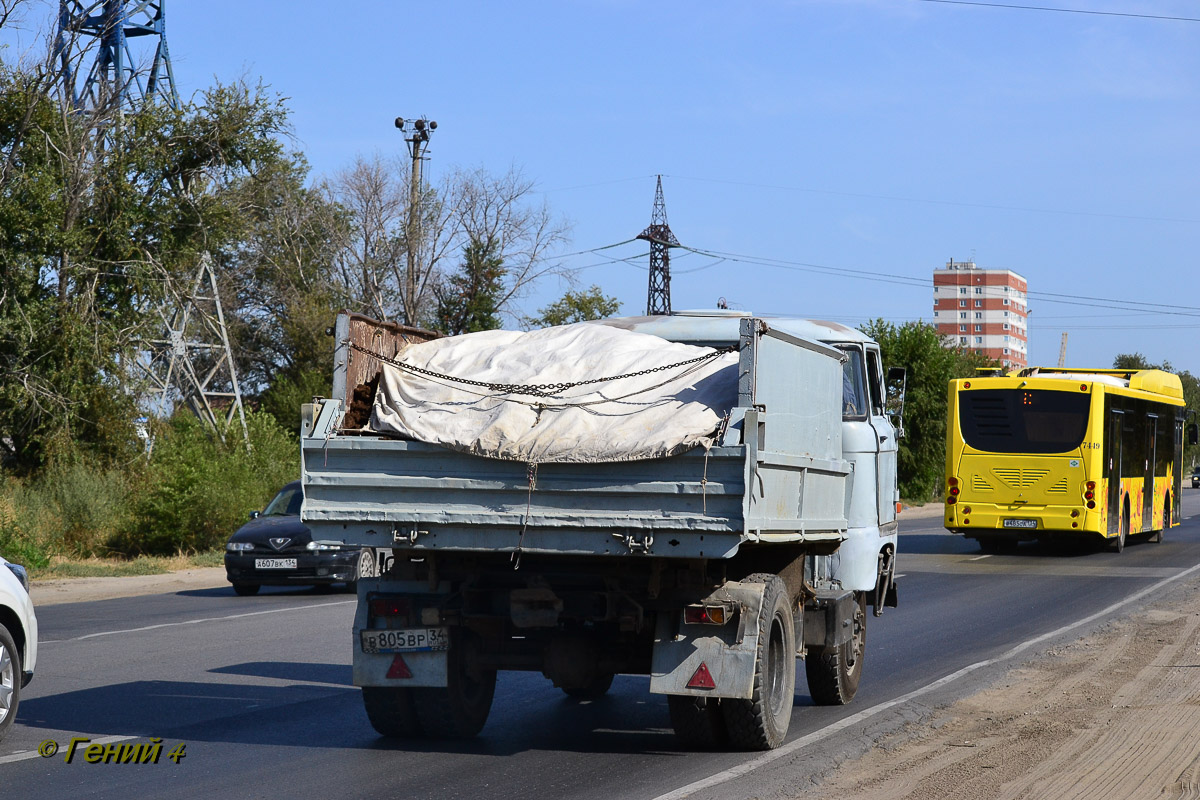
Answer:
[115,409,298,555]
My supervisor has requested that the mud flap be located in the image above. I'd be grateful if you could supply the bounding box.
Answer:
[803,589,860,649]
[649,581,766,700]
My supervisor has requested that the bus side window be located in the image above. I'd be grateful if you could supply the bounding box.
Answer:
[866,348,884,417]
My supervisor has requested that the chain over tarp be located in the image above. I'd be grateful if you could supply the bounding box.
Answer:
[369,322,739,463]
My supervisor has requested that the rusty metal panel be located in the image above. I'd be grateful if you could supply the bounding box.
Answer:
[333,312,439,427]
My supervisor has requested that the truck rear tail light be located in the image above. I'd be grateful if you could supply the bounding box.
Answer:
[685,604,730,625]
[369,597,411,619]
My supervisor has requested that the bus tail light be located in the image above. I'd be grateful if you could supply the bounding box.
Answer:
[947,477,959,505]
[1084,481,1096,509]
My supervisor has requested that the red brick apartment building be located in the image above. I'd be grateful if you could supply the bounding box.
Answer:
[933,259,1028,370]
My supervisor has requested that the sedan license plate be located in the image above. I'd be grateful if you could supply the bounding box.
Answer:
[1002,519,1038,529]
[255,558,297,569]
[361,627,450,654]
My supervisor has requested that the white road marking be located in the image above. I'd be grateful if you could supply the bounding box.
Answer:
[0,734,134,765]
[652,560,1200,800]
[40,600,354,644]
[969,554,991,561]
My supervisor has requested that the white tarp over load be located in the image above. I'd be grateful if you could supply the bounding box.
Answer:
[370,322,739,463]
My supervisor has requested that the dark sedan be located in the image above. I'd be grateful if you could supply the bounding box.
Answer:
[224,481,372,596]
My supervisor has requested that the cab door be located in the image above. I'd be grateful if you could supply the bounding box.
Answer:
[866,346,897,526]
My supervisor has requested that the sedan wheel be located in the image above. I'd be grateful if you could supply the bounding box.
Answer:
[0,623,21,741]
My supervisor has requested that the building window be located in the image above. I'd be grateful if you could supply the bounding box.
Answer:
[960,337,968,345]
[1003,311,1009,317]
[974,325,981,332]
[1003,323,1009,330]
[934,287,938,293]
[975,312,982,319]
[959,300,966,307]
[933,311,938,317]
[960,312,967,319]
[974,287,982,294]
[1003,299,1009,306]
[960,287,967,294]
[974,300,982,308]
[975,337,983,344]
[1004,348,1010,355]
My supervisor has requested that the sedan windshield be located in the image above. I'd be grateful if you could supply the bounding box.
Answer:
[263,486,303,516]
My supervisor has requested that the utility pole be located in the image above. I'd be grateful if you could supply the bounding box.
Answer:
[637,175,680,316]
[1058,332,1068,368]
[395,116,437,326]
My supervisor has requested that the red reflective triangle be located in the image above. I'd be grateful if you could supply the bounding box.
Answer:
[386,655,413,679]
[686,662,716,690]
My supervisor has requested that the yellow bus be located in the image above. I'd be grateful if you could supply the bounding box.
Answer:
[945,366,1196,553]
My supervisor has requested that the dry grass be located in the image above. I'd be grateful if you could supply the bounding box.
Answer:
[30,551,223,579]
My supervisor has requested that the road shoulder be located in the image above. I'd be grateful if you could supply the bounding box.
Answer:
[788,568,1200,799]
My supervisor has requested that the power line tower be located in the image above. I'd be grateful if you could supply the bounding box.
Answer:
[54,3,248,448]
[637,175,680,316]
[54,1,179,114]
[137,254,249,448]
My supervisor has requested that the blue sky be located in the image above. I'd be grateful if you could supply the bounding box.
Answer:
[6,1,1199,374]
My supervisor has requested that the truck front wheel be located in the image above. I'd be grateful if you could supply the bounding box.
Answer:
[721,574,795,750]
[805,592,866,705]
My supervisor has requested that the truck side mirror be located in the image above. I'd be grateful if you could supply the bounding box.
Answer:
[885,366,907,438]
[1188,423,1198,446]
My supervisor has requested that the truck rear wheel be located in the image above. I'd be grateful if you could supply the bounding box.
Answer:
[362,686,421,738]
[562,672,614,700]
[411,631,496,738]
[668,695,728,749]
[721,574,795,750]
[805,592,866,706]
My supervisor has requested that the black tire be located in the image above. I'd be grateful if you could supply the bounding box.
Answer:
[362,686,422,738]
[1151,499,1168,543]
[721,573,796,750]
[562,672,614,700]
[805,592,867,706]
[411,631,496,738]
[668,694,728,750]
[1111,504,1128,553]
[0,623,20,742]
[232,582,260,596]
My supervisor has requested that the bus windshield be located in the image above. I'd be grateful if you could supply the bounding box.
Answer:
[959,389,1090,454]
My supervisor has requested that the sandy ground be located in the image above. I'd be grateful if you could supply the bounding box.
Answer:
[791,553,1200,799]
[30,566,230,606]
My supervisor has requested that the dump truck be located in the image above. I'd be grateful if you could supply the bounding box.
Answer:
[300,310,901,750]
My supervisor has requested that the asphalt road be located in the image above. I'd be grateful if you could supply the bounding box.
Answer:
[6,491,1200,800]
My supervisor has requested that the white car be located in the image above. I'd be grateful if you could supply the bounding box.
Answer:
[0,556,37,742]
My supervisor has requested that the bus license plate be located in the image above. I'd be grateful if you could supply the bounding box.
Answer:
[255,558,297,569]
[1002,519,1038,529]
[361,627,449,654]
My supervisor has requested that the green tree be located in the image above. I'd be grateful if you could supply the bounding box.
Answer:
[433,239,506,335]
[524,285,621,328]
[0,62,293,471]
[861,319,994,501]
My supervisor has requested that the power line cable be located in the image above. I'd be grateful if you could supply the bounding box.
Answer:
[914,0,1200,23]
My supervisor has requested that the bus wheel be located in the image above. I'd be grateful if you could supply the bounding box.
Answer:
[1110,506,1128,553]
[1151,498,1169,543]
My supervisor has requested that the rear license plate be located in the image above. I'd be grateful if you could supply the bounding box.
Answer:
[1002,519,1038,529]
[255,558,297,569]
[361,627,449,654]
